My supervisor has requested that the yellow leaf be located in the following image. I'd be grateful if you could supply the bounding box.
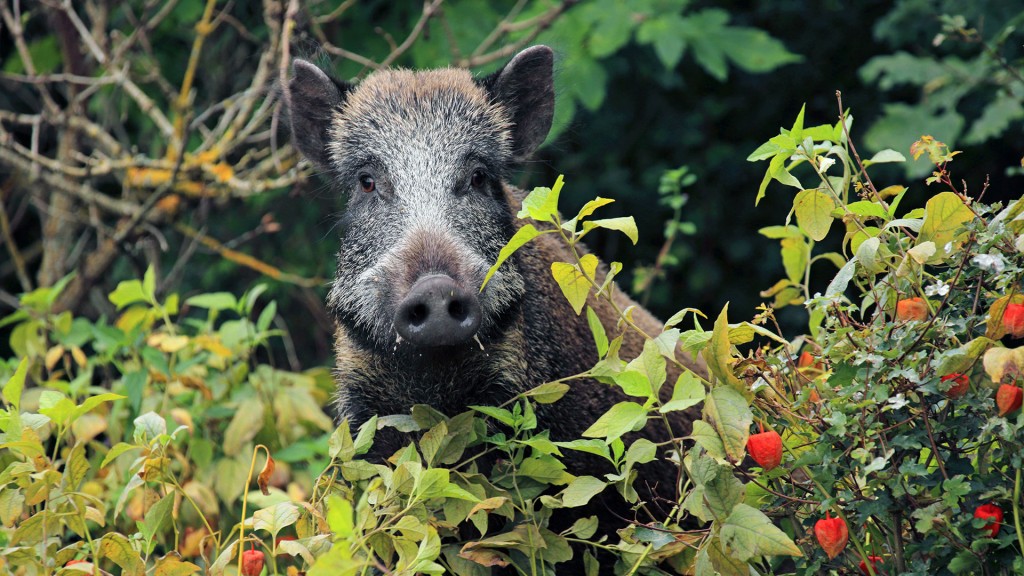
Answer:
[703,304,750,399]
[550,254,598,315]
[158,335,189,353]
[193,335,234,358]
[917,191,974,263]
[793,189,835,241]
[99,533,145,576]
[45,345,65,371]
[71,346,88,367]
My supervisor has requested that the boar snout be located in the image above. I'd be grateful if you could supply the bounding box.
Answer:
[395,274,481,347]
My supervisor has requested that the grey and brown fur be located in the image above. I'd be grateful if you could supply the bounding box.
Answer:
[286,46,704,515]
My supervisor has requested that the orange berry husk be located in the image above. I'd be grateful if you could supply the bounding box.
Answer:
[814,512,849,560]
[940,373,970,399]
[973,504,1003,538]
[895,297,928,321]
[241,548,265,576]
[996,384,1023,416]
[1002,302,1024,337]
[746,430,783,471]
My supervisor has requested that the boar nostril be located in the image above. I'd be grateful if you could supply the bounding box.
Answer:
[408,303,429,326]
[395,274,481,347]
[448,300,466,321]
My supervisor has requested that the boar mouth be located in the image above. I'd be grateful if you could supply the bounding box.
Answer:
[394,274,482,348]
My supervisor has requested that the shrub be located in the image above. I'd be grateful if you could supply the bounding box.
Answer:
[3,102,1023,575]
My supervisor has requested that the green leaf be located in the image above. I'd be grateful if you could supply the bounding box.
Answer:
[38,391,76,427]
[965,92,1024,144]
[702,386,752,463]
[253,502,300,541]
[626,339,667,395]
[789,104,806,143]
[793,189,835,241]
[566,516,599,539]
[523,382,570,404]
[62,442,89,492]
[634,525,675,550]
[2,358,27,410]
[325,495,354,538]
[223,397,265,455]
[518,455,569,484]
[469,405,516,427]
[935,337,994,376]
[101,442,141,468]
[780,236,809,284]
[612,370,652,399]
[586,306,609,358]
[0,487,25,528]
[352,415,378,456]
[517,175,564,223]
[826,257,857,298]
[582,401,648,443]
[855,237,883,274]
[185,292,237,310]
[109,280,149,310]
[328,420,354,461]
[660,370,705,413]
[551,253,598,315]
[73,392,125,420]
[917,191,974,262]
[481,224,549,291]
[845,200,889,220]
[561,476,607,507]
[637,13,688,69]
[582,217,639,244]
[720,503,802,560]
[866,149,906,164]
[703,304,747,395]
[139,494,174,543]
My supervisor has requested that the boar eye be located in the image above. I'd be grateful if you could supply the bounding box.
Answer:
[358,174,376,193]
[470,169,486,190]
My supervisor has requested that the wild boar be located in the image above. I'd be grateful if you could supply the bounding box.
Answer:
[285,45,703,513]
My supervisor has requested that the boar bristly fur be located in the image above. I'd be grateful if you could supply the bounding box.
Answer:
[286,46,703,517]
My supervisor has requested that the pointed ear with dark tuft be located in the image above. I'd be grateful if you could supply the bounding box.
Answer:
[482,45,555,162]
[286,59,348,170]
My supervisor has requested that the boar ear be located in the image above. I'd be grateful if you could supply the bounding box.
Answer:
[286,59,349,170]
[482,45,554,162]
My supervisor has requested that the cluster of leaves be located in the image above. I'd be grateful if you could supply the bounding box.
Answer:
[744,104,1024,573]
[860,6,1024,178]
[0,273,339,574]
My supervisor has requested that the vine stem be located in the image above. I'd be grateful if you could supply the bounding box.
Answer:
[623,542,653,576]
[238,444,271,569]
[1014,468,1024,559]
